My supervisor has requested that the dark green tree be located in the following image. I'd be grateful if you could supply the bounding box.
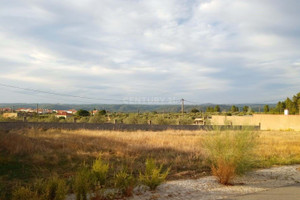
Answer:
[243,106,249,112]
[97,110,107,116]
[231,105,239,112]
[214,105,221,112]
[206,106,214,113]
[263,105,269,113]
[77,109,90,117]
[292,93,300,114]
[285,98,297,114]
[275,101,285,113]
[190,108,200,113]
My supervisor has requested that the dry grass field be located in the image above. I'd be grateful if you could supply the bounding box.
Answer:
[0,128,300,198]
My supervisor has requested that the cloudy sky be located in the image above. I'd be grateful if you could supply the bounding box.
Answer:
[0,0,299,104]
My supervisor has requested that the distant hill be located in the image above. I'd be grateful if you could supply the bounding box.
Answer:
[0,103,274,113]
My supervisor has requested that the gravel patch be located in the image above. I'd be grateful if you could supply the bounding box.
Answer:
[129,165,300,200]
[66,165,300,200]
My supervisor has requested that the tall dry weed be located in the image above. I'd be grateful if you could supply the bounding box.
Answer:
[211,159,236,185]
[0,132,35,155]
[203,129,257,184]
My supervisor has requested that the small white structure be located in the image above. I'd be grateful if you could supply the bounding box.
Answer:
[194,118,204,125]
[284,109,289,115]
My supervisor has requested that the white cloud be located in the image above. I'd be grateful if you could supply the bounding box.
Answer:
[0,0,299,104]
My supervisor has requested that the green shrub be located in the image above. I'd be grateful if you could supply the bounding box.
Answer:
[12,186,40,200]
[153,116,175,125]
[45,115,60,123]
[92,155,109,187]
[32,179,46,197]
[139,159,170,190]
[74,165,92,200]
[203,130,257,185]
[0,182,10,200]
[78,117,89,123]
[88,116,106,123]
[44,176,67,200]
[114,168,136,197]
[77,109,90,117]
[178,117,193,125]
[123,114,139,124]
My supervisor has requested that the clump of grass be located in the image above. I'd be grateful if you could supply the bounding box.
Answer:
[114,168,136,197]
[12,186,40,200]
[0,132,36,155]
[92,155,109,187]
[32,179,46,198]
[74,165,92,200]
[0,181,11,200]
[211,159,236,185]
[44,176,67,200]
[203,130,257,185]
[139,158,170,190]
[254,131,300,167]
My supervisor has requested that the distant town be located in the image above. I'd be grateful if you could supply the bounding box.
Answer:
[0,107,82,119]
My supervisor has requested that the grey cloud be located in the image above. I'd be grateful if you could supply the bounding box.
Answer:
[0,0,300,104]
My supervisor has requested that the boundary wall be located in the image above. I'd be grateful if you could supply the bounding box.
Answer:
[0,122,259,131]
[211,114,300,131]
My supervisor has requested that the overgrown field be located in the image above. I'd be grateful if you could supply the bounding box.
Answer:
[1,129,300,199]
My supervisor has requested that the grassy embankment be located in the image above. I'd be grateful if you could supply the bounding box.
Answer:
[1,129,300,198]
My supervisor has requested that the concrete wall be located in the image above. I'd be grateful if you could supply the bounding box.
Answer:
[211,114,300,131]
[211,115,257,126]
[0,122,259,132]
[253,114,300,131]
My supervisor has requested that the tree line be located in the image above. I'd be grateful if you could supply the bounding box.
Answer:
[263,92,300,114]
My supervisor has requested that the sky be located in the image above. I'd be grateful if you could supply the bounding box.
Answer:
[0,0,300,104]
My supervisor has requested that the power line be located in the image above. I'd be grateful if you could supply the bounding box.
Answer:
[184,99,200,104]
[1,85,97,104]
[0,83,124,102]
[0,83,181,104]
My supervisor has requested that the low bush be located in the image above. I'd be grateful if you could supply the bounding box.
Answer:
[0,183,8,200]
[203,130,257,185]
[139,158,170,190]
[123,114,139,124]
[153,116,175,125]
[88,116,106,124]
[114,168,136,197]
[44,176,67,200]
[32,179,46,198]
[211,159,236,185]
[177,117,193,125]
[92,155,109,187]
[12,186,40,200]
[74,165,92,200]
[78,117,89,123]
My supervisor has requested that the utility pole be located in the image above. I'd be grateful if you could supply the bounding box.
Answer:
[181,98,184,117]
[36,104,39,115]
